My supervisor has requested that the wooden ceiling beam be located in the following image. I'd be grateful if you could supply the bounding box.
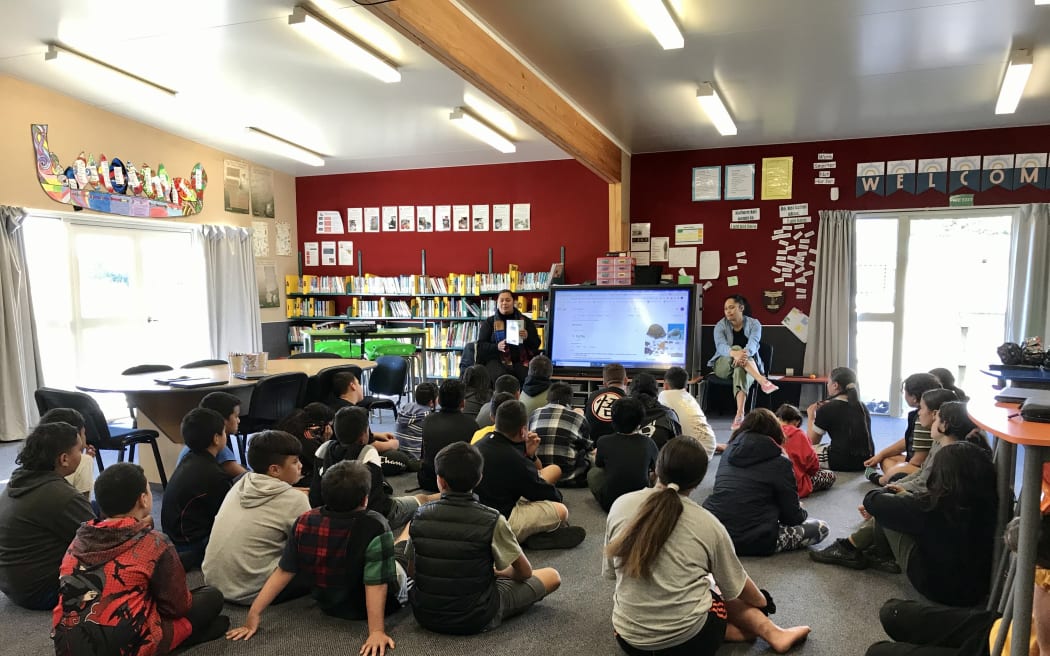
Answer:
[363,0,624,185]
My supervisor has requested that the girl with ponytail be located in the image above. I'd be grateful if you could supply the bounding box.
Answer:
[806,366,874,471]
[604,436,810,655]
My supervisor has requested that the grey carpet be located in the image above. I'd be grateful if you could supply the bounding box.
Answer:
[0,416,918,656]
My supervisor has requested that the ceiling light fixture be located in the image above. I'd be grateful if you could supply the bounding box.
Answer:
[246,127,326,166]
[995,48,1033,115]
[449,107,516,154]
[696,82,737,136]
[1035,1,1049,6]
[288,5,401,83]
[629,0,684,50]
[44,42,178,98]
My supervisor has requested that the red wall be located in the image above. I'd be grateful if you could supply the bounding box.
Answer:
[294,159,609,292]
[632,125,1050,324]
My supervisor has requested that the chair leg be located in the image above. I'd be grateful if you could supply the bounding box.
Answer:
[148,439,168,488]
[128,443,137,466]
[95,450,106,472]
[236,433,248,468]
[118,446,127,463]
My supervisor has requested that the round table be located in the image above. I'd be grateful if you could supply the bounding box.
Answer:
[77,359,374,482]
[969,398,1050,656]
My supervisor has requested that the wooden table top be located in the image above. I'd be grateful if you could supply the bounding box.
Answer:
[768,375,829,384]
[969,396,1050,447]
[77,358,375,394]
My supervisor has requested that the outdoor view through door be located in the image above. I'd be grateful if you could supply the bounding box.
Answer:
[23,216,209,416]
[855,209,1014,416]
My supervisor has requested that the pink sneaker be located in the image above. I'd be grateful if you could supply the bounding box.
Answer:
[760,380,779,394]
[731,415,743,430]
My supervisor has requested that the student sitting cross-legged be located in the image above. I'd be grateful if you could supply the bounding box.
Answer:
[587,397,659,513]
[226,461,409,656]
[407,441,562,634]
[202,430,312,605]
[529,382,592,486]
[419,379,481,491]
[0,422,95,610]
[475,400,585,550]
[39,408,97,500]
[53,463,229,654]
[161,408,233,571]
[476,374,521,428]
[328,371,411,475]
[274,402,334,488]
[394,382,438,463]
[311,406,436,532]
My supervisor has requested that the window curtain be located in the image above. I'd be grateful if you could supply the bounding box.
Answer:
[800,209,857,408]
[197,225,262,358]
[1005,203,1050,343]
[0,206,43,440]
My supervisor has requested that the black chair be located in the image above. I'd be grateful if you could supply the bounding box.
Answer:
[360,356,408,421]
[34,387,168,487]
[304,364,364,406]
[289,352,343,359]
[233,372,309,467]
[700,342,774,416]
[181,359,228,368]
[120,364,173,427]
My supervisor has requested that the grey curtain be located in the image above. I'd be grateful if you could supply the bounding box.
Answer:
[0,206,43,440]
[1005,203,1050,343]
[198,225,262,358]
[801,209,857,407]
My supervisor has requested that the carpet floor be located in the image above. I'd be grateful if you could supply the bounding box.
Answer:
[0,415,919,656]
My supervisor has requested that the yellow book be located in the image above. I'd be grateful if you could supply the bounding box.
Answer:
[537,326,544,350]
[343,275,352,294]
[285,298,295,318]
[350,297,358,318]
[508,264,519,292]
[303,275,314,294]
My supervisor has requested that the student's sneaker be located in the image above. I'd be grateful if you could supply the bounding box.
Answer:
[865,467,882,486]
[862,548,902,574]
[760,380,779,394]
[525,525,586,550]
[809,538,867,570]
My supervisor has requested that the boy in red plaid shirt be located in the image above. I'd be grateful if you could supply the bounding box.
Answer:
[227,460,408,656]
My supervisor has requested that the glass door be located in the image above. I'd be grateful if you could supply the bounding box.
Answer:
[855,209,1015,416]
[25,217,208,417]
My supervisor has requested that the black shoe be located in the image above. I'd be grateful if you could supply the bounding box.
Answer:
[525,525,586,550]
[809,539,868,570]
[862,548,902,574]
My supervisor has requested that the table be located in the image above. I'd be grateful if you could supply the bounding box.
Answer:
[982,366,1050,390]
[303,327,427,383]
[969,398,1050,656]
[767,375,829,402]
[78,359,374,482]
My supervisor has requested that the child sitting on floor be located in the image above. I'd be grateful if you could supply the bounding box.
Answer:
[226,461,408,656]
[775,404,835,498]
[53,463,228,654]
[407,441,561,634]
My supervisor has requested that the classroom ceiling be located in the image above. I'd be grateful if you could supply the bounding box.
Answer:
[1,0,1048,177]
[460,0,1050,154]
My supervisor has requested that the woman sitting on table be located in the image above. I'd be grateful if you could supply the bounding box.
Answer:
[476,289,541,385]
[708,295,779,430]
[806,367,874,472]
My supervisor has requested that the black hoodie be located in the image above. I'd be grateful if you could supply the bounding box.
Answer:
[702,431,806,556]
[0,469,94,608]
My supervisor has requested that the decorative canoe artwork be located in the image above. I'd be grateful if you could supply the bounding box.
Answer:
[32,124,208,218]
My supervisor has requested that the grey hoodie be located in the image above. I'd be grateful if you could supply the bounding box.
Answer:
[0,469,94,608]
[201,472,310,604]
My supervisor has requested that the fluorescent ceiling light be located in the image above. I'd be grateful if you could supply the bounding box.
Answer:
[289,5,400,83]
[44,42,178,98]
[696,82,737,136]
[1036,1,1050,5]
[995,48,1033,115]
[449,107,516,154]
[246,127,326,166]
[629,0,684,50]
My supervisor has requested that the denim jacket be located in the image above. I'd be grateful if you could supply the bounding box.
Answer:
[708,316,763,371]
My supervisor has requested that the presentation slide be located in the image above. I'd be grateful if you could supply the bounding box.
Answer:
[549,287,692,369]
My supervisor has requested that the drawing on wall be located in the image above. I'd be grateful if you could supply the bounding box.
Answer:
[256,260,280,308]
[250,166,275,218]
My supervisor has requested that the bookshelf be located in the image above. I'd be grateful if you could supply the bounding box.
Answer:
[284,271,551,379]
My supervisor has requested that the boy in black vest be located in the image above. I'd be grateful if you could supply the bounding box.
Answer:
[407,441,561,634]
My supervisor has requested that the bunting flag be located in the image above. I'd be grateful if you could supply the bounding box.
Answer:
[981,155,1015,191]
[949,156,981,193]
[1014,153,1048,190]
[916,158,948,194]
[885,160,916,195]
[855,162,885,197]
[856,153,1048,198]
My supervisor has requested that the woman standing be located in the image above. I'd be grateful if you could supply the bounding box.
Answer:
[807,367,874,471]
[476,289,541,385]
[708,295,778,430]
[703,409,829,556]
[604,436,810,655]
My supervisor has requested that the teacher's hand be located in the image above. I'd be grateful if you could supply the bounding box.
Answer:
[498,339,508,353]
[518,329,527,340]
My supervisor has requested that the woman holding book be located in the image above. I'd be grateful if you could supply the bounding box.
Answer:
[477,289,541,385]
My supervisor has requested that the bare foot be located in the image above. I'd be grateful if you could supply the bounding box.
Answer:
[768,625,811,653]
